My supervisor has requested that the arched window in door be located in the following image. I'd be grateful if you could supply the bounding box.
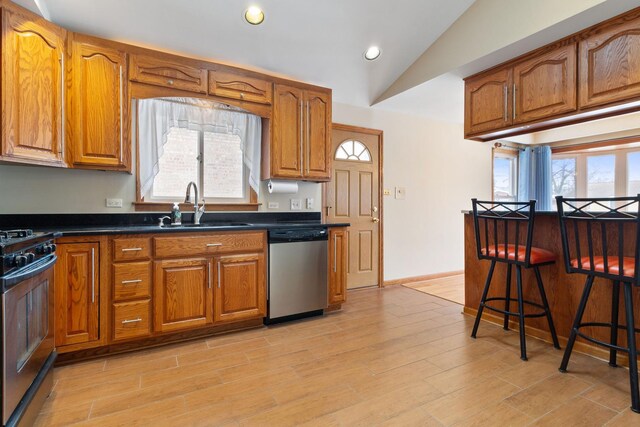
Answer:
[335,140,371,162]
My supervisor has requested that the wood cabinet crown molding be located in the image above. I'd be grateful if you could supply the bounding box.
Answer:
[464,6,640,141]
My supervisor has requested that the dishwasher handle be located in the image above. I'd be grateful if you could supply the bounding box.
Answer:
[268,228,328,243]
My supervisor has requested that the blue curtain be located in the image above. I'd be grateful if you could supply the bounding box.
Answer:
[517,146,552,210]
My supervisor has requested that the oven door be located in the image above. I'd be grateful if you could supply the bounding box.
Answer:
[2,254,56,425]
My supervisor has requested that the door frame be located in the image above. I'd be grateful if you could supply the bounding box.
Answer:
[322,123,384,289]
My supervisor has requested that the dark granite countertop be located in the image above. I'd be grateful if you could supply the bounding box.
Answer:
[0,212,349,237]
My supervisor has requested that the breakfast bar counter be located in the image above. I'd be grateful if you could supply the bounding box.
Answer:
[463,211,640,359]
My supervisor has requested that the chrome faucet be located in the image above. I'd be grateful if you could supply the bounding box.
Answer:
[184,181,205,224]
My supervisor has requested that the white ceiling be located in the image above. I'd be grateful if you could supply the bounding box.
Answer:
[14,0,475,108]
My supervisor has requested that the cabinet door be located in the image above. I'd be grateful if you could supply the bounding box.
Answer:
[513,44,577,123]
[328,229,347,305]
[153,258,213,333]
[1,10,66,166]
[208,70,273,104]
[214,253,266,323]
[54,242,100,346]
[579,17,640,109]
[70,40,129,170]
[464,68,512,136]
[130,54,207,93]
[304,90,331,181]
[272,84,304,178]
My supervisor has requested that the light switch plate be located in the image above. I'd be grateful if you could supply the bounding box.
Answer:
[268,202,279,209]
[306,198,314,209]
[395,187,406,200]
[290,199,302,210]
[383,189,391,196]
[106,198,123,208]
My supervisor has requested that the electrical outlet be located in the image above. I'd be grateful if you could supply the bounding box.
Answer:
[290,199,302,211]
[106,198,123,208]
[306,198,314,209]
[395,187,406,200]
[383,189,391,196]
[268,202,279,209]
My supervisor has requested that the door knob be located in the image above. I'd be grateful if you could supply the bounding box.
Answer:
[372,218,380,223]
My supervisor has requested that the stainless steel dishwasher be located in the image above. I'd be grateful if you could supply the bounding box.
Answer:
[266,227,328,324]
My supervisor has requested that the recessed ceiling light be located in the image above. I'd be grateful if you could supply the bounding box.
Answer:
[244,6,265,25]
[364,46,381,61]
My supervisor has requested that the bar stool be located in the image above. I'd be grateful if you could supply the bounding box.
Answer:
[556,195,640,413]
[471,199,560,361]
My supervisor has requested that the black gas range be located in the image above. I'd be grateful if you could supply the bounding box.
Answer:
[0,229,59,284]
[0,228,59,427]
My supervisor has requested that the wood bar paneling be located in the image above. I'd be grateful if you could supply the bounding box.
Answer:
[464,213,640,351]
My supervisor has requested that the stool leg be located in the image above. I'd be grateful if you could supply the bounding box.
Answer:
[609,281,620,367]
[534,266,560,350]
[560,275,594,373]
[515,265,527,361]
[504,264,512,331]
[471,260,496,339]
[622,282,640,413]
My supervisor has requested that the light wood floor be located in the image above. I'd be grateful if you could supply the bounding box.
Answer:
[35,286,638,426]
[404,274,465,305]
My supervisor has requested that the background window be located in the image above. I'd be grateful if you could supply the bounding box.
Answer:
[149,127,247,202]
[628,152,640,196]
[587,154,615,199]
[552,157,576,198]
[493,154,517,202]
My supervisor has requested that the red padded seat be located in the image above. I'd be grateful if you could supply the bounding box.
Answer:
[570,256,636,278]
[481,244,556,265]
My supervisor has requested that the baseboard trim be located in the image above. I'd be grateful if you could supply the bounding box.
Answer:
[383,270,464,287]
[462,306,637,367]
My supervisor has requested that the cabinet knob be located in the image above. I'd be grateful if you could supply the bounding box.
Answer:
[167,79,174,85]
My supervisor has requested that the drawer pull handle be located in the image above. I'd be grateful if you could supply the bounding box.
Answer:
[121,247,143,252]
[206,243,223,247]
[121,318,142,325]
[121,279,142,285]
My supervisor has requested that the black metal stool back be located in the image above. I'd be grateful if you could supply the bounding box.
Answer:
[556,195,640,413]
[472,199,537,267]
[556,196,640,284]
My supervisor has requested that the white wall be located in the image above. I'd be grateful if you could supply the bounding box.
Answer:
[333,103,492,281]
[0,163,321,214]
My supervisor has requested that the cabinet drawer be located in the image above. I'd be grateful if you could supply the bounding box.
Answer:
[113,238,151,261]
[208,70,273,104]
[154,232,265,258]
[113,300,151,341]
[113,261,151,301]
[130,54,207,93]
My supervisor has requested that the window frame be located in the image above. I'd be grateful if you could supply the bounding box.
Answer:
[492,148,519,202]
[132,97,261,212]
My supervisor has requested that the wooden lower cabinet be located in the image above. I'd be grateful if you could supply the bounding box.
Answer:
[153,257,213,333]
[328,228,347,305]
[54,242,100,347]
[214,253,266,323]
[113,299,151,341]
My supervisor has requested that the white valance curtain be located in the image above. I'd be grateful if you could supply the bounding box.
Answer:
[138,97,262,198]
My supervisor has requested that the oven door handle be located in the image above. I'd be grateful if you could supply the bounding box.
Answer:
[1,255,58,290]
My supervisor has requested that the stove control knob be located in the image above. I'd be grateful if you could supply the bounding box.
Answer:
[26,252,35,263]
[50,243,57,253]
[15,255,28,267]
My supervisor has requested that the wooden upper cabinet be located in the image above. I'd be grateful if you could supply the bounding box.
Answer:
[328,228,347,305]
[54,242,100,346]
[208,69,273,104]
[513,43,577,123]
[1,9,66,166]
[270,84,332,181]
[305,90,331,181]
[579,15,640,109]
[464,68,512,136]
[130,54,207,93]
[69,38,130,170]
[213,253,266,323]
[272,84,305,178]
[153,258,213,333]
